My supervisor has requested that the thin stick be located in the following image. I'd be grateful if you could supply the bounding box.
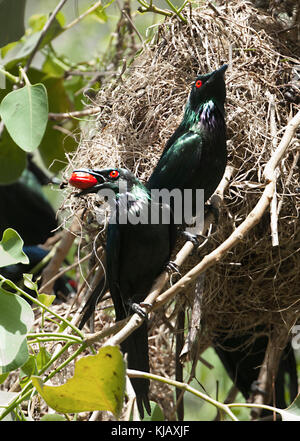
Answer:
[48,107,102,120]
[25,0,68,72]
[268,93,279,247]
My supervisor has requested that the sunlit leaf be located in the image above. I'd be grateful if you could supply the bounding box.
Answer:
[0,228,29,268]
[280,394,300,421]
[0,83,48,152]
[0,288,34,373]
[32,346,126,416]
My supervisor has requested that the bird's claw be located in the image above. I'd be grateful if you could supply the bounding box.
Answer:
[165,260,180,274]
[131,302,148,319]
[182,231,200,247]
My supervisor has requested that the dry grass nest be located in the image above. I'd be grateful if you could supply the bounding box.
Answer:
[62,0,300,356]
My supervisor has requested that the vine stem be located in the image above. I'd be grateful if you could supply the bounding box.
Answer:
[127,369,238,421]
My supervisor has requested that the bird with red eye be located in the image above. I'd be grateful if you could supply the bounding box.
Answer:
[195,79,202,89]
[109,170,119,179]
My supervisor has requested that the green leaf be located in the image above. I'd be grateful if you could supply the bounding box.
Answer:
[0,82,48,152]
[0,228,29,268]
[23,273,38,293]
[0,128,26,184]
[28,14,47,33]
[279,394,300,421]
[0,372,9,384]
[37,293,56,307]
[0,0,26,47]
[0,288,34,373]
[141,401,164,421]
[32,346,126,416]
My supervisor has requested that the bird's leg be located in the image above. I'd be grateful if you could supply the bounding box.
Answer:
[182,231,200,247]
[250,380,267,397]
[131,302,149,319]
[165,260,180,274]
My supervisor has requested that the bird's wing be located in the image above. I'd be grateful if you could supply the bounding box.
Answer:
[106,223,125,320]
[147,130,203,191]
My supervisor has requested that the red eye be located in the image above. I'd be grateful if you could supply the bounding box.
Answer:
[109,170,119,179]
[195,80,202,89]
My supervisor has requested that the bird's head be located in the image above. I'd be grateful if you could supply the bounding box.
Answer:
[189,64,228,114]
[69,167,142,197]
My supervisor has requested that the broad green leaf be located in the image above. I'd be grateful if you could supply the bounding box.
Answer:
[0,228,29,268]
[0,288,34,373]
[280,394,300,421]
[32,346,126,416]
[0,0,26,47]
[0,128,26,184]
[0,83,48,152]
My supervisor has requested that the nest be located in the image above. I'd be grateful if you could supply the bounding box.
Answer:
[63,0,300,379]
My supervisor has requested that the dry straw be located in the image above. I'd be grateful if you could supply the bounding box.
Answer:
[62,0,300,408]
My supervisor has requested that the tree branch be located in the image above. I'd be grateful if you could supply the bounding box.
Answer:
[24,0,68,72]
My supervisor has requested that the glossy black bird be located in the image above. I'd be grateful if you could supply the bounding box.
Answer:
[70,167,176,418]
[147,64,228,218]
[214,329,298,412]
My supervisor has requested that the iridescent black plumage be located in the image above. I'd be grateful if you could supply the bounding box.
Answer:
[72,168,176,418]
[147,65,228,209]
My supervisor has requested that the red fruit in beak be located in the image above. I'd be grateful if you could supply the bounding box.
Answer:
[69,172,98,189]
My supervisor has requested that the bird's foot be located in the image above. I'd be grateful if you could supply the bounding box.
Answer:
[131,302,149,319]
[250,380,266,396]
[165,260,180,274]
[205,203,220,224]
[182,231,200,248]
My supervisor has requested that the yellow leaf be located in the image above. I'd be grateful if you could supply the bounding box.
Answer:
[32,346,125,416]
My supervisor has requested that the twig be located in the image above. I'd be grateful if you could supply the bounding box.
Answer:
[268,92,279,247]
[127,369,238,421]
[250,325,292,419]
[24,0,68,72]
[48,107,102,121]
[63,0,103,32]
